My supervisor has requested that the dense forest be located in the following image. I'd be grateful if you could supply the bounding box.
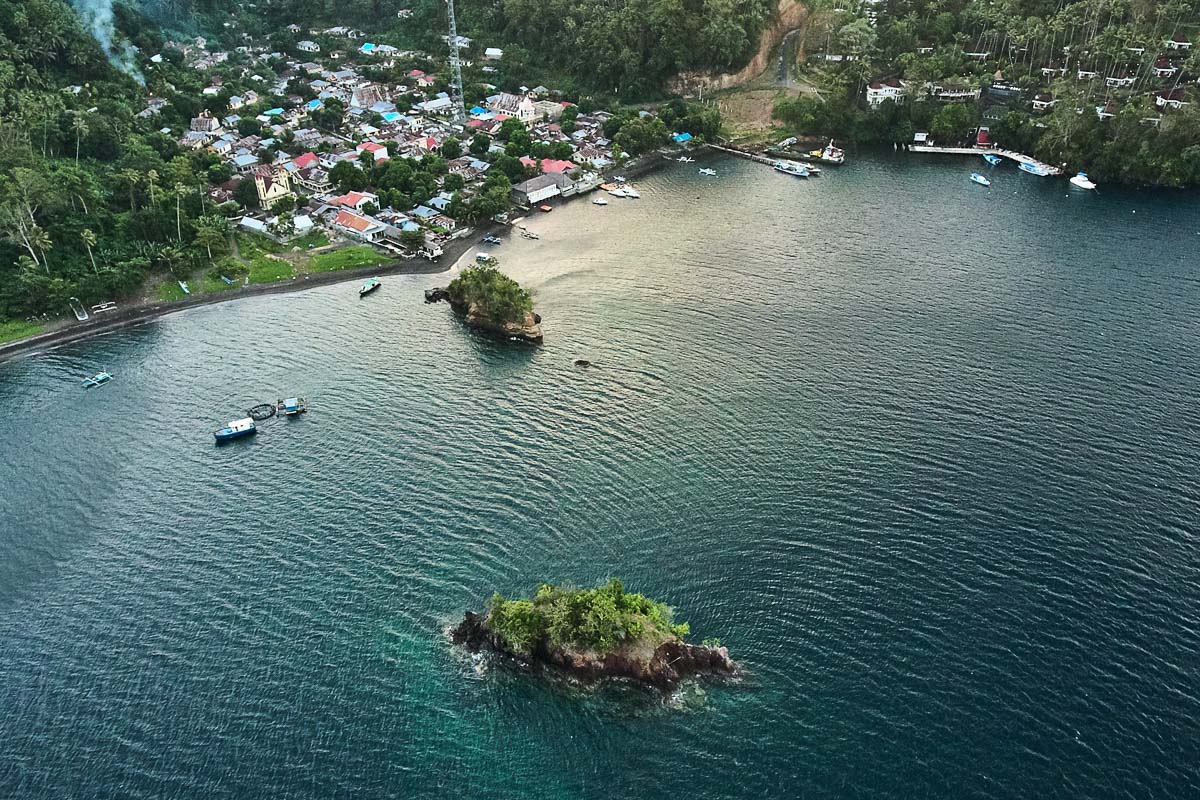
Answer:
[781,0,1200,185]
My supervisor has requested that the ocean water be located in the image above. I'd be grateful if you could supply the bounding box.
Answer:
[2,153,1199,798]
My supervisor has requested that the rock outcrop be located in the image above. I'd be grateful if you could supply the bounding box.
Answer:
[452,611,736,690]
[462,302,543,343]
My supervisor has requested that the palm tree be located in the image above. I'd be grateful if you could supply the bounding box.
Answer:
[81,228,98,273]
[72,114,88,167]
[174,183,188,242]
[118,169,141,210]
[147,170,160,208]
[29,225,52,273]
[193,215,229,261]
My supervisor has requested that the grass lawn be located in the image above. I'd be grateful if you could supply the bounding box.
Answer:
[237,234,296,283]
[201,270,242,294]
[157,280,188,302]
[291,230,330,250]
[308,246,392,273]
[0,318,44,344]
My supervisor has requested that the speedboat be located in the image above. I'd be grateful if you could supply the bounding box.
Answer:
[214,417,256,443]
[607,186,631,198]
[982,153,1003,166]
[592,197,608,205]
[622,186,640,198]
[698,168,717,176]
[773,161,809,177]
[613,175,626,182]
[82,371,113,388]
[482,235,502,245]
[359,277,381,297]
[1019,162,1050,176]
[1069,172,1097,190]
[970,172,991,186]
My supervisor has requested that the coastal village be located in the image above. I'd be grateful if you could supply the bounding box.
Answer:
[139,26,683,269]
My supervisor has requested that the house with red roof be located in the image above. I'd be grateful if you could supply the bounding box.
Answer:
[356,141,389,162]
[332,209,387,242]
[519,157,578,174]
[330,191,379,211]
[293,152,319,170]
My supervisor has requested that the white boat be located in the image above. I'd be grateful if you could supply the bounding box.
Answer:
[613,175,626,182]
[698,168,717,176]
[773,161,809,178]
[1019,161,1050,176]
[1069,172,1097,190]
[970,172,991,186]
[592,197,609,205]
[677,156,695,163]
[622,186,640,198]
[607,186,631,198]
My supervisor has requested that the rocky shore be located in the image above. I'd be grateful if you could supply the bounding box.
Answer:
[452,610,736,690]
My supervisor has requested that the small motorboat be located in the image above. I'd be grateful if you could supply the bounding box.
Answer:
[69,297,89,322]
[359,277,381,297]
[607,186,631,198]
[970,172,991,186]
[538,204,553,212]
[805,140,845,165]
[773,161,809,177]
[214,417,257,443]
[613,175,626,182]
[982,153,1003,166]
[482,235,502,245]
[1019,162,1050,176]
[677,156,695,163]
[521,230,539,240]
[1069,172,1097,190]
[622,186,640,198]
[698,168,717,176]
[279,397,307,416]
[178,280,190,295]
[82,371,113,389]
[592,197,609,206]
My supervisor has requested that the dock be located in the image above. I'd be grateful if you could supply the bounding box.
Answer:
[909,145,1062,176]
[706,143,778,166]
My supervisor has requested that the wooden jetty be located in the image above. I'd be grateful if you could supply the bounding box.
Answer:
[909,145,1063,176]
[706,143,777,166]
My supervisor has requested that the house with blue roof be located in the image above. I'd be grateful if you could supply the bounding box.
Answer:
[673,132,693,143]
[427,195,452,211]
[305,99,323,111]
[469,105,487,116]
[411,205,438,220]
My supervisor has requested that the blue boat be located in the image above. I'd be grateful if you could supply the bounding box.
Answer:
[214,417,257,443]
[982,154,1002,166]
[82,371,113,388]
[482,235,502,245]
[359,277,381,297]
[773,161,810,178]
[970,172,991,187]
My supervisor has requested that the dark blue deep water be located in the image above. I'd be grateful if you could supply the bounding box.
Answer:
[2,154,1199,798]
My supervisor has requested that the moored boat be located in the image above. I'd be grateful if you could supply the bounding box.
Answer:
[359,277,381,297]
[677,156,695,163]
[1019,161,1050,176]
[773,161,809,178]
[803,139,845,165]
[82,371,113,388]
[213,417,257,443]
[1069,172,1097,190]
[279,397,307,416]
[970,172,991,186]
[698,168,717,176]
[482,235,502,245]
[538,204,553,212]
[982,153,1003,166]
[592,197,609,205]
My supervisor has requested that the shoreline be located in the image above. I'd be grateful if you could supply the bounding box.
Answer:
[0,228,494,365]
[0,155,672,365]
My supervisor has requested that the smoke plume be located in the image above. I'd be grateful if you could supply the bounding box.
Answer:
[70,0,145,84]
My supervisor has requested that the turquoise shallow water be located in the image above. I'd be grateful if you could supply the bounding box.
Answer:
[2,153,1199,798]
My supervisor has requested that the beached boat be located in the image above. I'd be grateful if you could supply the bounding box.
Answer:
[970,172,991,186]
[69,297,89,322]
[1069,172,1097,190]
[214,417,257,443]
[359,277,381,297]
[592,197,608,205]
[698,168,717,176]
[982,153,1003,166]
[279,397,307,416]
[1019,162,1050,176]
[81,371,113,389]
[773,161,809,178]
[482,235,502,245]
